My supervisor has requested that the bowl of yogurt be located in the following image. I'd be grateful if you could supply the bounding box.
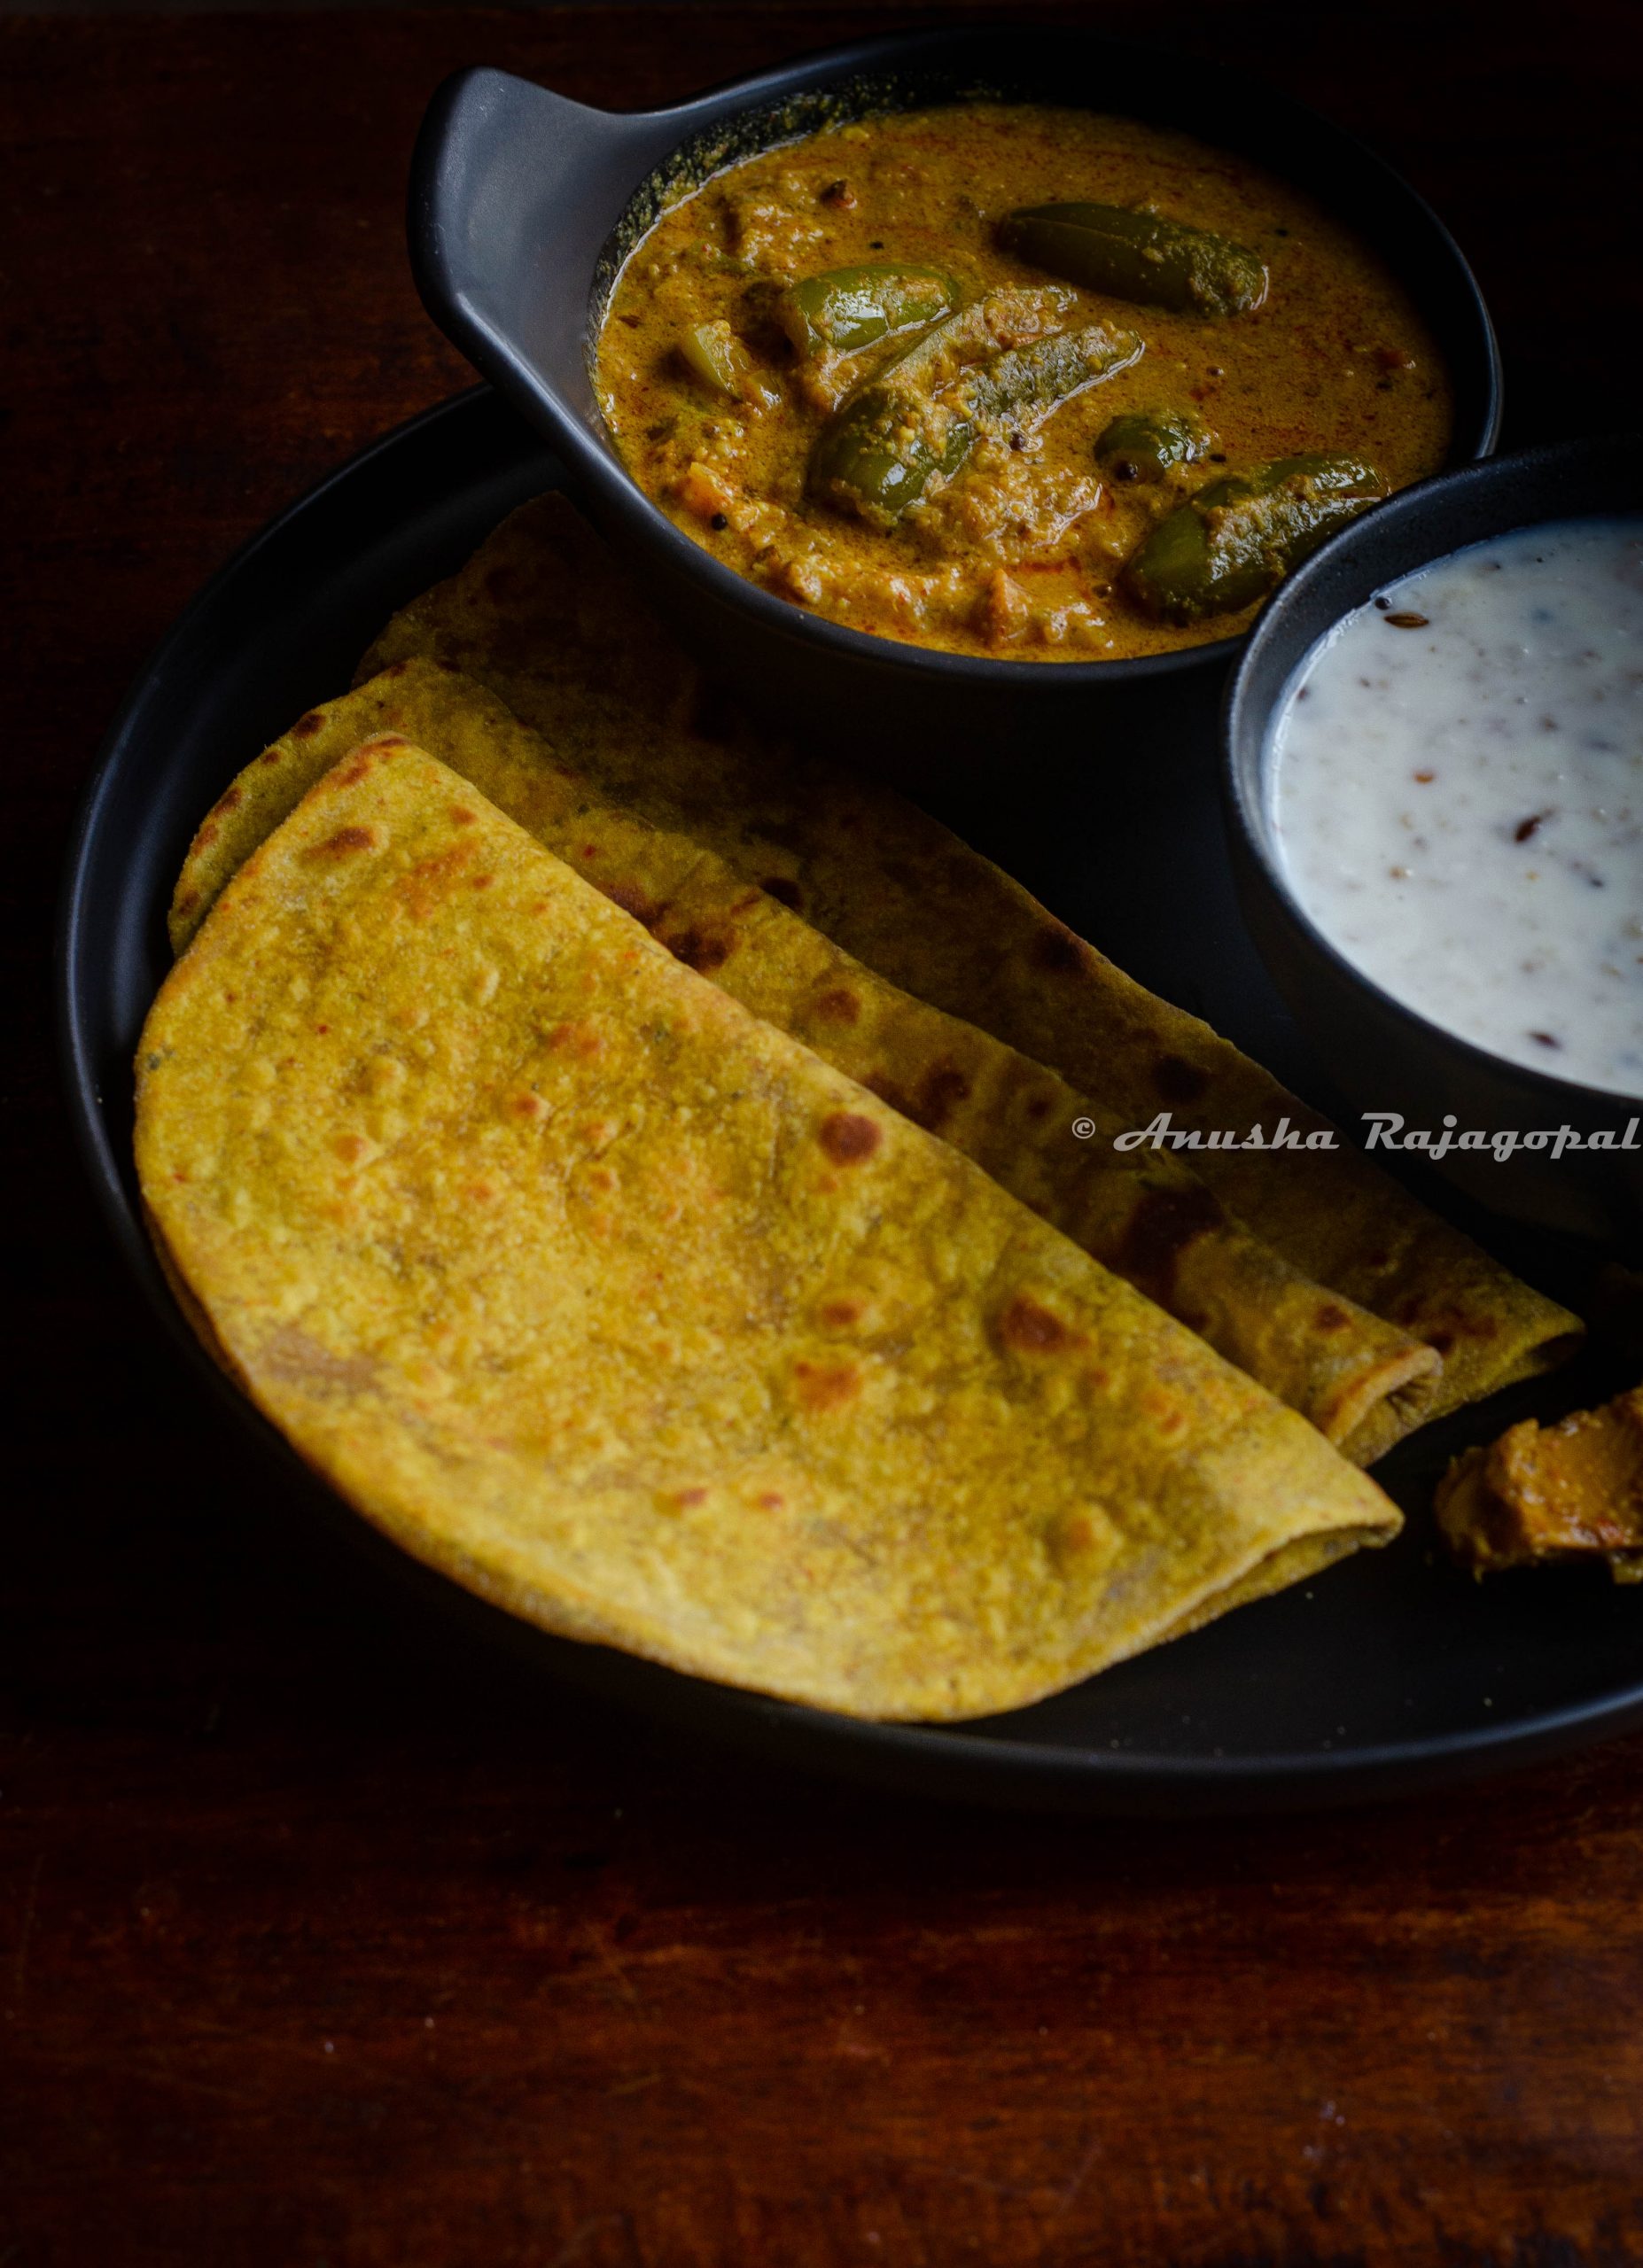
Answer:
[1224,437,1643,1242]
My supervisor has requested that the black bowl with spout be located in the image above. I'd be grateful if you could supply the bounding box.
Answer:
[409,27,1501,781]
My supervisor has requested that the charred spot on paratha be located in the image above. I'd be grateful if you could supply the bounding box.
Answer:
[304,824,380,861]
[998,1294,1080,1354]
[664,926,734,975]
[818,1111,882,1164]
[1114,1183,1226,1303]
[793,1360,863,1411]
[1153,1052,1212,1106]
[1032,927,1088,975]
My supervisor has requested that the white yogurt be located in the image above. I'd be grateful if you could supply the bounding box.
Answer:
[1269,515,1643,1098]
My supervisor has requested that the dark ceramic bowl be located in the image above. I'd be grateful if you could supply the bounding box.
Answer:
[1224,435,1643,1245]
[409,27,1501,778]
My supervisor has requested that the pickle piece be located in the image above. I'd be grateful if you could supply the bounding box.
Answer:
[1096,408,1213,483]
[1122,454,1384,624]
[1000,203,1267,318]
[776,265,958,359]
[812,304,1142,528]
[678,321,779,408]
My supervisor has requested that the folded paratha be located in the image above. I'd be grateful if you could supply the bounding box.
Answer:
[172,661,1440,1454]
[139,738,1398,1720]
[346,494,1581,1456]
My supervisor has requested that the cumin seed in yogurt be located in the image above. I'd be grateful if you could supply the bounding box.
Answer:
[1270,516,1643,1098]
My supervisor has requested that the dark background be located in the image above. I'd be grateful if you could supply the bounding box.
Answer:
[4,5,1642,2263]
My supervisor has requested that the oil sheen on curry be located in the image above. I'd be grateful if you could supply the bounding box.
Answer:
[596,105,1452,661]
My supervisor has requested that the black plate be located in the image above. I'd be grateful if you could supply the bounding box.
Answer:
[59,388,1643,1815]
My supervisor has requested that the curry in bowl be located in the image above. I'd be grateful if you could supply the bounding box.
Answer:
[596,104,1452,662]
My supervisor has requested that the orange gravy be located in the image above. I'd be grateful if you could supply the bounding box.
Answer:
[597,105,1452,662]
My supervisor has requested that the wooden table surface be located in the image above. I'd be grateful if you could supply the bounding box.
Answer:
[4,6,1641,2262]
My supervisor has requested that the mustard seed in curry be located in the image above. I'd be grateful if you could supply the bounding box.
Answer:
[596,105,1452,662]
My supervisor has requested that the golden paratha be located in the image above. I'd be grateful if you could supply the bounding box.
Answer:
[351,493,1581,1454]
[171,660,1440,1455]
[139,738,1398,1720]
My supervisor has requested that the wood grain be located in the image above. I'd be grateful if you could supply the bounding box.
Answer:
[3,9,1641,2264]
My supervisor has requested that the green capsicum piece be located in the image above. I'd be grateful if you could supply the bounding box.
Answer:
[811,306,1143,528]
[999,203,1268,317]
[1122,454,1384,623]
[678,321,779,408]
[1095,408,1214,482]
[776,265,959,358]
